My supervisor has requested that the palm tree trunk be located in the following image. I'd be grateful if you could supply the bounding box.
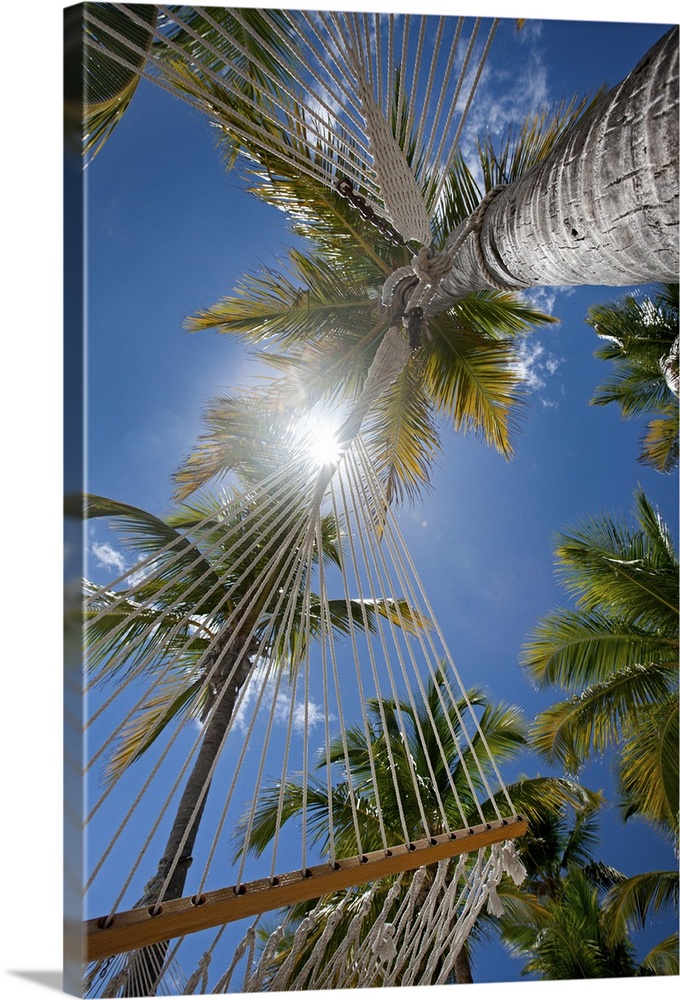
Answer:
[452,944,474,984]
[119,643,252,997]
[429,27,678,312]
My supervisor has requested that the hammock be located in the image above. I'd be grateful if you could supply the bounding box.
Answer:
[79,6,528,995]
[82,426,527,995]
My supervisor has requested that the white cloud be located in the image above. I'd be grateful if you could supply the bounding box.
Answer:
[233,660,325,736]
[523,287,558,316]
[514,339,547,391]
[459,43,549,172]
[91,540,126,575]
[292,698,326,732]
[514,335,565,408]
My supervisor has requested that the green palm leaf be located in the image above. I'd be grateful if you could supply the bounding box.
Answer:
[530,660,677,770]
[67,4,157,161]
[588,283,679,472]
[553,493,678,633]
[602,870,679,943]
[618,692,679,834]
[639,933,680,976]
[640,410,680,473]
[521,609,677,690]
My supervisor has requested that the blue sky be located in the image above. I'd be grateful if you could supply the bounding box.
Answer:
[75,7,680,991]
[3,3,679,999]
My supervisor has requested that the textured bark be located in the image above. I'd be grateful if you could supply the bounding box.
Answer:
[429,28,679,312]
[453,944,474,984]
[120,642,252,996]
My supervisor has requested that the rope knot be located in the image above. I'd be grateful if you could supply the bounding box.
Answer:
[500,841,527,886]
[372,922,397,962]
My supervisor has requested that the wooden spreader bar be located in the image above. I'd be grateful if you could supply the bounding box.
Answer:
[85,816,527,962]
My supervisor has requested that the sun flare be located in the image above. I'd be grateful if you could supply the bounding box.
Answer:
[295,412,343,468]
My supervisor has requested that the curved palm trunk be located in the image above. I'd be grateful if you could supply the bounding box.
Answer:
[120,644,252,997]
[452,944,474,984]
[429,28,678,312]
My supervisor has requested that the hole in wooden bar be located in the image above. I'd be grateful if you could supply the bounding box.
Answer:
[84,816,530,963]
[191,894,206,907]
[148,905,162,917]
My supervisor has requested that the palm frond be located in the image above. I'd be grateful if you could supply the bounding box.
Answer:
[521,608,678,690]
[553,492,678,633]
[617,692,679,835]
[186,249,379,348]
[639,933,680,976]
[588,284,679,471]
[171,388,305,499]
[361,357,441,506]
[640,410,680,473]
[105,675,205,783]
[530,661,678,770]
[71,4,157,161]
[424,314,527,458]
[477,91,606,190]
[602,870,679,942]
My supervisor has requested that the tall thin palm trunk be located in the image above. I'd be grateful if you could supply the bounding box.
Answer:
[453,944,474,984]
[430,27,678,310]
[120,640,252,997]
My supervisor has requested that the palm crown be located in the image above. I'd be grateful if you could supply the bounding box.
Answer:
[588,282,679,473]
[523,489,679,839]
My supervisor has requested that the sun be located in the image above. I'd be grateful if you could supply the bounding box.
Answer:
[294,411,343,468]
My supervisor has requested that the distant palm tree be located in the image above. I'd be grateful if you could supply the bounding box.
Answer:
[588,283,679,472]
[520,490,679,975]
[499,804,678,978]
[234,664,603,987]
[522,490,678,838]
[80,488,418,996]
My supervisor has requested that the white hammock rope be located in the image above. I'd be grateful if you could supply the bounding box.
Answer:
[213,840,526,992]
[81,8,529,994]
[84,482,312,796]
[85,425,526,993]
[87,7,498,244]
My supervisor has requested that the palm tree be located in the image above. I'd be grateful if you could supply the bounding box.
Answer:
[501,866,641,979]
[587,283,679,472]
[522,489,678,838]
[520,490,679,974]
[77,11,678,289]
[190,17,678,297]
[79,487,419,995]
[498,803,678,978]
[234,664,603,986]
[65,4,158,160]
[175,98,601,499]
[170,18,675,500]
